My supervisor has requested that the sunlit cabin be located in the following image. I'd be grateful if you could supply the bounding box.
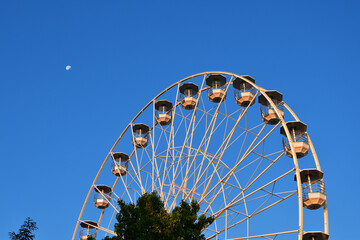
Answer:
[296,169,327,210]
[79,221,97,240]
[111,152,129,176]
[303,231,329,240]
[132,123,149,148]
[93,185,111,209]
[233,76,256,107]
[179,83,199,110]
[258,90,284,124]
[155,100,173,126]
[280,121,309,159]
[206,74,227,103]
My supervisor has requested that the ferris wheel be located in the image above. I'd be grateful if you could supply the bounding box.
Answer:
[72,71,329,240]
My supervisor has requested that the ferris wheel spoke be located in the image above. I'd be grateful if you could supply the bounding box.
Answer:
[218,110,260,137]
[225,124,259,152]
[142,146,164,193]
[103,156,134,203]
[243,151,285,190]
[212,167,295,220]
[95,205,117,237]
[102,207,117,238]
[150,151,163,195]
[198,121,280,205]
[151,101,157,193]
[224,229,300,240]
[175,106,217,194]
[184,94,255,203]
[198,93,260,198]
[202,167,246,215]
[157,99,182,203]
[165,82,205,203]
[96,176,121,232]
[251,149,284,163]
[181,96,255,224]
[168,81,232,209]
[127,161,145,195]
[244,141,267,189]
[111,146,157,202]
[206,190,297,239]
[260,187,291,202]
[207,159,227,206]
[192,79,233,168]
[125,150,159,198]
[158,143,174,200]
[116,171,134,204]
[232,149,283,182]
[223,114,261,139]
[153,124,175,201]
[131,137,147,194]
[248,182,277,216]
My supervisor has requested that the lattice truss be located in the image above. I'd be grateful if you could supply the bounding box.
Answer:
[74,72,326,240]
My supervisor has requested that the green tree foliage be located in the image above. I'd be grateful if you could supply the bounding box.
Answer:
[104,192,214,240]
[9,217,38,240]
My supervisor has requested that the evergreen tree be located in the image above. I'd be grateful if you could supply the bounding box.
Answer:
[104,192,213,240]
[9,217,38,240]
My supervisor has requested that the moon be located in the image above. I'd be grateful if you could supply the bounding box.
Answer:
[66,65,71,71]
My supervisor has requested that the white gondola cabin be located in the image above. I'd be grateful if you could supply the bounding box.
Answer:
[79,221,97,240]
[258,90,284,125]
[132,124,149,148]
[93,185,111,209]
[111,152,129,176]
[297,169,327,210]
[206,74,227,103]
[280,121,309,159]
[179,83,198,110]
[233,76,256,107]
[155,100,173,126]
[303,232,329,240]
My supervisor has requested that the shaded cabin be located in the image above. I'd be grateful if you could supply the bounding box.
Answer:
[280,121,309,159]
[179,83,199,110]
[303,232,329,240]
[79,221,97,240]
[155,100,173,126]
[132,124,149,148]
[258,90,284,125]
[233,76,256,107]
[296,169,326,210]
[111,152,129,176]
[206,74,227,103]
[93,185,111,209]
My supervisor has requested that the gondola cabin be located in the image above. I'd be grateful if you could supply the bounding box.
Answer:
[297,169,327,210]
[303,232,329,240]
[233,76,256,107]
[206,74,227,103]
[258,90,284,124]
[280,121,309,159]
[179,83,199,110]
[79,221,97,240]
[155,100,173,126]
[93,185,111,209]
[111,152,129,176]
[132,124,149,148]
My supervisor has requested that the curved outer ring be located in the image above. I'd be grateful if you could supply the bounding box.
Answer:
[72,71,328,240]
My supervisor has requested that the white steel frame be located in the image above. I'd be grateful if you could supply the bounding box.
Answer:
[72,71,328,240]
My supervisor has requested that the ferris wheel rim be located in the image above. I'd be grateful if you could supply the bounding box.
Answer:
[72,71,327,240]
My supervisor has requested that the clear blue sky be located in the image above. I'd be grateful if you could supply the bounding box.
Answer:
[1,1,359,239]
